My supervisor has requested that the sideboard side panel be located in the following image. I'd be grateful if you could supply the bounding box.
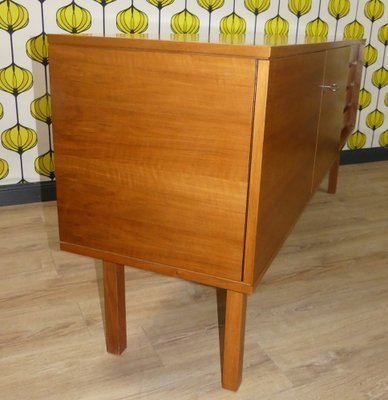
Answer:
[253,51,326,284]
[50,43,256,281]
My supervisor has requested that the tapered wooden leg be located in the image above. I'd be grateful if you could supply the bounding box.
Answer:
[103,261,127,355]
[328,154,340,194]
[222,290,247,391]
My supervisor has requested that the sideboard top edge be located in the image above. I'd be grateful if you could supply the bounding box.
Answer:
[48,34,364,60]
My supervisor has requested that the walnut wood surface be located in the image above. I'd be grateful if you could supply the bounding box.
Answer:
[312,46,351,190]
[326,43,364,195]
[103,262,127,354]
[242,61,270,285]
[50,36,363,291]
[252,51,325,285]
[222,290,247,391]
[60,241,254,294]
[49,34,362,60]
[50,43,256,282]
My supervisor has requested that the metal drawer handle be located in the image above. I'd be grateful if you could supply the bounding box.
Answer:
[319,83,338,92]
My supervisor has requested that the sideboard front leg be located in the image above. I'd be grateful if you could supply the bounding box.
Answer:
[222,290,247,391]
[103,261,127,355]
[328,154,340,194]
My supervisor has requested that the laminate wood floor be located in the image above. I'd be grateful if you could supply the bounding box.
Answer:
[0,161,387,400]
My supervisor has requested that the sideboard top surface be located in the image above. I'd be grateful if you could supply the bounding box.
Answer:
[48,34,363,59]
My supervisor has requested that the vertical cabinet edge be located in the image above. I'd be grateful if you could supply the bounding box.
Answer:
[242,60,270,286]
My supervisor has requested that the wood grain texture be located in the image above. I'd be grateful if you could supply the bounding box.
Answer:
[325,43,364,195]
[312,47,351,190]
[49,36,362,293]
[222,290,247,391]
[242,60,270,285]
[252,51,325,285]
[0,162,387,399]
[103,261,127,354]
[48,34,363,60]
[50,43,256,282]
[60,241,254,294]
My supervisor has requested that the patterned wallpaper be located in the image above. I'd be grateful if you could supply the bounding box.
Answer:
[0,0,387,185]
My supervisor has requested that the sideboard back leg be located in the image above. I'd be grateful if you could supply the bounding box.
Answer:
[103,261,127,355]
[328,154,340,194]
[222,290,247,391]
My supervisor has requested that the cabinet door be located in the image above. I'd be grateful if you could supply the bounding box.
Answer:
[252,51,326,284]
[313,47,350,189]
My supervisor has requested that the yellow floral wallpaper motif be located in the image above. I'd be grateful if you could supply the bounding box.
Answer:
[172,6,200,34]
[0,0,36,183]
[0,0,387,185]
[57,2,92,34]
[117,4,148,34]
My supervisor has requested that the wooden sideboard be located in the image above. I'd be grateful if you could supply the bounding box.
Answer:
[48,34,364,391]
